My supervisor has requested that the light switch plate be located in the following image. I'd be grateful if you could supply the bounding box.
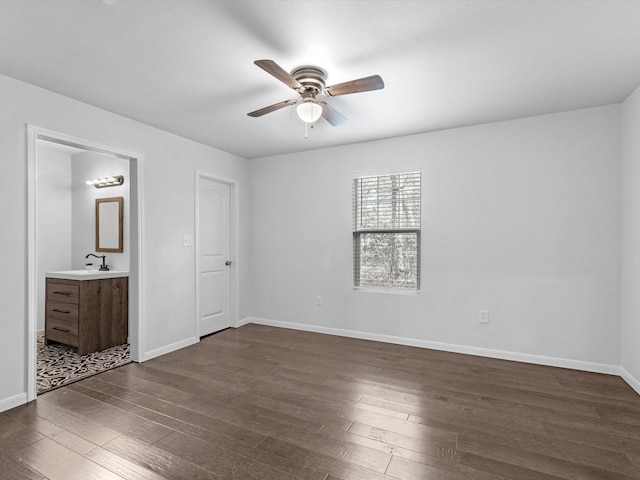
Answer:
[182,235,193,247]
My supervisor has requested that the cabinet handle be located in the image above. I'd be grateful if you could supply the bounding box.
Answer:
[52,309,70,314]
[53,291,71,296]
[52,327,70,333]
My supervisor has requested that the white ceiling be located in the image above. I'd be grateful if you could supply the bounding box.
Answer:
[2,0,640,159]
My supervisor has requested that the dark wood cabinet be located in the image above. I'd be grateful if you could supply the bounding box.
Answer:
[45,276,128,355]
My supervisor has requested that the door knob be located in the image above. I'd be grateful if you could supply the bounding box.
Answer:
[225,260,232,266]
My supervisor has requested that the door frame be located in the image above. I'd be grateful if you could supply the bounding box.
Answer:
[27,125,145,401]
[194,171,239,337]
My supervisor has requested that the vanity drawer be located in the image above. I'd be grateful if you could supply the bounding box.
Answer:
[46,301,79,322]
[47,282,79,304]
[46,318,79,347]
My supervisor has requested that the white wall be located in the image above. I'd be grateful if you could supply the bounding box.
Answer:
[36,148,72,331]
[71,151,130,272]
[621,85,640,391]
[0,73,250,412]
[1,66,633,411]
[249,105,622,369]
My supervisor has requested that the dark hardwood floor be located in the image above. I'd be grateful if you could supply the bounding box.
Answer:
[2,323,640,479]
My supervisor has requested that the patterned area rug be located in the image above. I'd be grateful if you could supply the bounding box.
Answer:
[37,336,132,394]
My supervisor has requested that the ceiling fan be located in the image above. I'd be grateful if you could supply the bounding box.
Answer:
[247,59,384,126]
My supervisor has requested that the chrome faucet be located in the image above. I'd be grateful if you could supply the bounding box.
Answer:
[85,253,109,271]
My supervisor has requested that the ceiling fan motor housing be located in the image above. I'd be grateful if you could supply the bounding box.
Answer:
[291,66,327,94]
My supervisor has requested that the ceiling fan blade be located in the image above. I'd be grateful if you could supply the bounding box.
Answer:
[324,75,384,97]
[247,99,296,117]
[319,101,347,126]
[254,59,302,90]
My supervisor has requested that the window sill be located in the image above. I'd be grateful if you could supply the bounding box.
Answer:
[353,287,421,296]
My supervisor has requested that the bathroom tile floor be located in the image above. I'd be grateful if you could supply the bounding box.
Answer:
[37,336,131,393]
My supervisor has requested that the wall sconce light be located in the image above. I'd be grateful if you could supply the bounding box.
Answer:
[85,175,125,188]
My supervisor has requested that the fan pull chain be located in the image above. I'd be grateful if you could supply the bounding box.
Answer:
[304,122,314,139]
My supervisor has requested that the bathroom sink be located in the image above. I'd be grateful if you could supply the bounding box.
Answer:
[46,270,129,280]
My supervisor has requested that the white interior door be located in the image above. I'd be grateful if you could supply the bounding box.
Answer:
[197,175,231,336]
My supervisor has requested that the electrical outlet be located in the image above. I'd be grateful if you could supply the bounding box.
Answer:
[316,295,323,306]
[182,235,193,247]
[479,310,490,324]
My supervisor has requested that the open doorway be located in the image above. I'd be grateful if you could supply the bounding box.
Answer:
[27,126,144,401]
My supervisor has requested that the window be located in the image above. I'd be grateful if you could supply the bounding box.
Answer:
[353,171,421,290]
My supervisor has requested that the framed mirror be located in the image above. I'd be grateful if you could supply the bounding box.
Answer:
[96,196,123,252]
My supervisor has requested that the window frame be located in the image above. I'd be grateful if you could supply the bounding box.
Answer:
[352,170,422,293]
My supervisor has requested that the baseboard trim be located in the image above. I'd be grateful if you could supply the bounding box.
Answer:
[244,317,621,376]
[0,392,28,413]
[621,368,640,396]
[143,336,199,362]
[237,317,253,328]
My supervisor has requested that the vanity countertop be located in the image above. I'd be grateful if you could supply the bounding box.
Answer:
[46,270,129,281]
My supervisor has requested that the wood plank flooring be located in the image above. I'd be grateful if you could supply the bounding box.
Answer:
[2,323,640,479]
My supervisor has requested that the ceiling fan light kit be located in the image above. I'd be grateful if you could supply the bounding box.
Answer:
[248,59,384,135]
[297,100,323,124]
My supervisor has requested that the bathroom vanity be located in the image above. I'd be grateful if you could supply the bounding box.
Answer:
[45,270,128,355]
